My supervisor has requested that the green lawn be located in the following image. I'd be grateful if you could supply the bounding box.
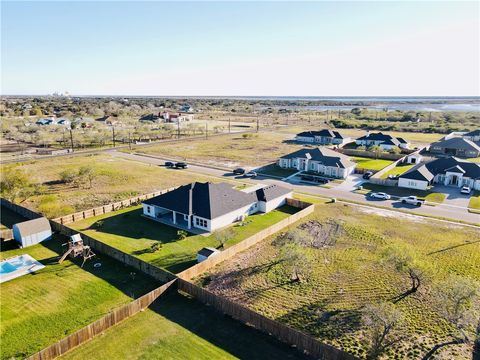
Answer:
[356,183,446,203]
[0,206,28,230]
[351,156,395,171]
[379,163,415,179]
[60,292,310,360]
[256,163,298,178]
[468,192,480,213]
[424,192,446,204]
[70,205,298,273]
[0,236,159,359]
[201,202,480,359]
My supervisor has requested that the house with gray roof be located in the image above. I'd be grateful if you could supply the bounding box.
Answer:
[278,147,356,179]
[294,129,350,145]
[429,137,480,158]
[398,157,480,190]
[463,129,480,143]
[142,182,292,232]
[355,132,409,150]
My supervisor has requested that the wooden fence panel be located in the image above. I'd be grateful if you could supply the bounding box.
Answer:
[27,280,177,360]
[177,279,357,360]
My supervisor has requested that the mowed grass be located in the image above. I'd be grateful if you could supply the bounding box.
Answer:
[468,192,480,212]
[0,236,159,359]
[130,132,306,168]
[256,163,299,178]
[70,205,298,273]
[379,163,415,179]
[60,292,311,360]
[351,156,395,171]
[202,203,480,359]
[1,154,215,216]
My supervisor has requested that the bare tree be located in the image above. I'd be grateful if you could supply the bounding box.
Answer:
[363,302,404,359]
[279,244,312,283]
[423,277,479,359]
[78,165,97,189]
[213,228,235,249]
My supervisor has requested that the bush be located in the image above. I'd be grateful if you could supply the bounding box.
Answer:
[59,169,77,184]
[177,230,188,240]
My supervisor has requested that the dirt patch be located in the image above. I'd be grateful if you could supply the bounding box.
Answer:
[298,220,344,248]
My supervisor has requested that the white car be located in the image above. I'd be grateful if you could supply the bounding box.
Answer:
[460,186,471,194]
[369,192,391,200]
[245,170,257,178]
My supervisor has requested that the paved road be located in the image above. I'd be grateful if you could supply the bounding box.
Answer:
[109,150,480,225]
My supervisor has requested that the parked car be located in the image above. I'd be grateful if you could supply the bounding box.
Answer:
[245,170,257,178]
[370,192,391,200]
[315,177,330,184]
[363,171,374,179]
[165,161,174,168]
[400,196,424,206]
[300,175,314,182]
[233,168,246,175]
[175,162,188,169]
[460,186,472,194]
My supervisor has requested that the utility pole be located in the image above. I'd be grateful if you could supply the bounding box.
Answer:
[326,110,329,121]
[69,128,74,152]
[205,122,208,139]
[128,131,132,150]
[256,115,259,132]
[112,125,116,147]
[228,118,231,133]
[177,120,180,139]
[338,109,341,119]
[428,112,432,123]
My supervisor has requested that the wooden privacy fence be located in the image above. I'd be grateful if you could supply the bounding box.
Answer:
[178,199,314,280]
[0,229,13,240]
[178,279,358,360]
[50,221,176,283]
[27,279,178,360]
[0,198,42,220]
[53,187,178,225]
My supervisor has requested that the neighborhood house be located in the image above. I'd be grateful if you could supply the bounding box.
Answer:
[398,156,480,191]
[278,147,356,179]
[355,132,409,150]
[463,129,480,143]
[428,137,480,158]
[294,129,350,145]
[142,182,292,232]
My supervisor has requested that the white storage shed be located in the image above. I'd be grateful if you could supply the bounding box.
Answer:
[12,217,52,248]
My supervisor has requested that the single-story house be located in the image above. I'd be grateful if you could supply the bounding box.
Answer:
[429,137,480,158]
[398,157,480,191]
[278,147,356,179]
[197,247,220,263]
[13,217,52,248]
[142,182,292,232]
[294,129,350,145]
[463,129,480,143]
[355,132,409,150]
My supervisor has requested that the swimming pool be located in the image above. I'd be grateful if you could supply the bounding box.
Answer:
[0,254,45,283]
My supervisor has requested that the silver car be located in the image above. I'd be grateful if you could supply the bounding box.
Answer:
[370,192,391,200]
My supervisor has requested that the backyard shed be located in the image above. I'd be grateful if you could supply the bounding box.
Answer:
[197,247,220,263]
[12,217,52,248]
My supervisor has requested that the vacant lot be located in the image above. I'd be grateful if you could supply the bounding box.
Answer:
[200,203,480,359]
[0,236,159,359]
[1,154,217,217]
[70,205,298,273]
[60,292,311,360]
[130,132,306,168]
[351,156,395,171]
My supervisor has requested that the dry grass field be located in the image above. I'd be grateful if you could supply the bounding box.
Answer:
[199,203,480,359]
[130,132,306,168]
[0,154,218,217]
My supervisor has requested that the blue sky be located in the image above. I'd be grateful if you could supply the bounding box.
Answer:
[1,1,479,96]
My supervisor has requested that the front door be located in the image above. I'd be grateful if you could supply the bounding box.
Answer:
[450,175,458,186]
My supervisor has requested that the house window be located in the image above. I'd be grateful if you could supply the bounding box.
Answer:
[195,218,207,228]
[408,181,417,187]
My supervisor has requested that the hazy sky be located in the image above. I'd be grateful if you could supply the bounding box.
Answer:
[1,1,479,96]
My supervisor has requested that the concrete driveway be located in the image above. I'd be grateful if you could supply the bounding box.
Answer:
[335,174,366,192]
[431,185,471,208]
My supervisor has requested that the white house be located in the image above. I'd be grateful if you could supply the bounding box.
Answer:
[142,182,292,232]
[294,129,350,146]
[398,157,480,191]
[278,147,356,179]
[355,132,409,150]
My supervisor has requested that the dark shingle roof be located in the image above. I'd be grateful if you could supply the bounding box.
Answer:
[144,182,291,219]
[280,147,355,169]
[296,129,344,139]
[464,129,480,136]
[356,132,407,145]
[198,247,219,257]
[255,184,292,202]
[400,157,480,182]
[430,137,480,152]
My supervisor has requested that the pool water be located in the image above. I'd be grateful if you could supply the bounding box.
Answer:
[0,254,45,283]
